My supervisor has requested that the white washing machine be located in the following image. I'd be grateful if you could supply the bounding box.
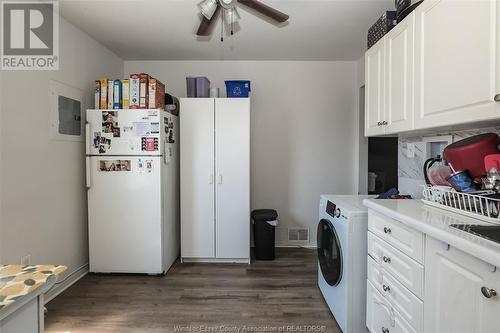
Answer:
[317,195,373,333]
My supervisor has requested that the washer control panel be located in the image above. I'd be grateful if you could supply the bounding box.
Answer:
[326,201,341,218]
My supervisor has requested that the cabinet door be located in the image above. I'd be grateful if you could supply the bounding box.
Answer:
[424,237,500,333]
[384,13,414,134]
[365,39,386,136]
[180,98,215,258]
[366,281,417,333]
[414,0,500,129]
[215,98,250,259]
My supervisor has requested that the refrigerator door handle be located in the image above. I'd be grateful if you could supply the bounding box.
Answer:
[164,140,167,164]
[86,157,91,189]
[85,122,90,155]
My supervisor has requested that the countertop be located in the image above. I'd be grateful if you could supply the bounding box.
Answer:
[0,265,66,313]
[363,199,500,268]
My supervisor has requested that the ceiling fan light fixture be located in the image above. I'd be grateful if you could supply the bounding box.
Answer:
[199,0,218,20]
[223,7,240,25]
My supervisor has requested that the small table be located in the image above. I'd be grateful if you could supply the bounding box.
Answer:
[0,265,66,333]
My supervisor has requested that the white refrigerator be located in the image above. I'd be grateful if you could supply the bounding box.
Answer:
[85,109,179,274]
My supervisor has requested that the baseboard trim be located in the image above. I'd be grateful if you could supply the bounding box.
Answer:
[181,258,250,264]
[275,245,317,249]
[44,263,89,304]
[274,241,317,249]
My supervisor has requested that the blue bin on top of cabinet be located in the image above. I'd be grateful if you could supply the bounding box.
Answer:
[225,80,251,98]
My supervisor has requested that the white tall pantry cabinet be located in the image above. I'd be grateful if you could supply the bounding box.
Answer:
[180,98,250,263]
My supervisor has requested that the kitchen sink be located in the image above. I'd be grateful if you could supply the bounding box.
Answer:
[450,224,500,244]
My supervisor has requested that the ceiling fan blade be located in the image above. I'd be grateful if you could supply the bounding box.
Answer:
[196,6,221,36]
[237,0,289,23]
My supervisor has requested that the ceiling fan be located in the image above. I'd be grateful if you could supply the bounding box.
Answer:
[196,0,289,38]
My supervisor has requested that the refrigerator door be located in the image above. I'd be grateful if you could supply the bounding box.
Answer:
[87,155,163,273]
[86,109,164,156]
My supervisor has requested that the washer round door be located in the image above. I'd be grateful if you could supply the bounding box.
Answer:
[317,219,343,286]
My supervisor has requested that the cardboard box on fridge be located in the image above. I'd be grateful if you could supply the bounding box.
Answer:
[94,80,100,109]
[99,78,108,109]
[129,74,140,109]
[139,73,149,109]
[122,79,130,109]
[113,80,122,109]
[148,78,165,110]
[107,80,114,109]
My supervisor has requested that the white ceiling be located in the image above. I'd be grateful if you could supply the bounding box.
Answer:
[59,0,394,61]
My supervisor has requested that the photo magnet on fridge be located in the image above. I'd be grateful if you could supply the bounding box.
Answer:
[93,132,101,148]
[102,111,119,136]
[146,160,153,173]
[98,160,131,172]
[141,137,158,151]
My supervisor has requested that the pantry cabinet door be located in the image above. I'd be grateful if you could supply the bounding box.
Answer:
[214,98,250,260]
[424,237,500,333]
[180,98,216,259]
[365,39,386,136]
[414,0,500,129]
[384,13,414,134]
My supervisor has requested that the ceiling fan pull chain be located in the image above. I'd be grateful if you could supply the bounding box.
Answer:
[220,13,224,42]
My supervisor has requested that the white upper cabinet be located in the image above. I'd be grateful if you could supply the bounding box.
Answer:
[414,0,500,129]
[384,12,415,134]
[365,38,386,136]
[365,1,500,136]
[365,13,415,136]
[424,237,500,333]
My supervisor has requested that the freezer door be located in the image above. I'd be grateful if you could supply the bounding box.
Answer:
[86,109,163,156]
[87,156,163,273]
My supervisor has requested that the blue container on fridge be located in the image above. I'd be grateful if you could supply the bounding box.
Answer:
[225,80,251,98]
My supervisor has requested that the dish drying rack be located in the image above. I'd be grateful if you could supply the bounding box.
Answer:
[422,185,500,224]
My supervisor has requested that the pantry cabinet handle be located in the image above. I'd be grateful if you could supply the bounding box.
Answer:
[383,256,391,263]
[218,174,223,184]
[481,287,497,298]
[383,227,392,234]
[382,327,390,333]
[383,284,391,292]
[494,94,500,102]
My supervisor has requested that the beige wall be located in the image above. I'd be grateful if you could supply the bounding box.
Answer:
[125,60,358,246]
[0,17,123,293]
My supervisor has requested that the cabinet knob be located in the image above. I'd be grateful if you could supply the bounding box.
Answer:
[382,256,391,263]
[382,121,388,125]
[481,287,497,298]
[383,284,391,292]
[495,94,500,102]
[383,227,392,234]
[377,121,382,126]
[382,327,390,333]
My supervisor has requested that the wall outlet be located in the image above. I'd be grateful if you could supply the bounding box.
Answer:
[20,254,31,266]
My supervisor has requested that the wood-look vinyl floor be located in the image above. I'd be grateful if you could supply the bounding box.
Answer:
[45,248,340,333]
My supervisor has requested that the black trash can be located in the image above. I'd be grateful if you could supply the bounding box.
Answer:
[251,209,278,260]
